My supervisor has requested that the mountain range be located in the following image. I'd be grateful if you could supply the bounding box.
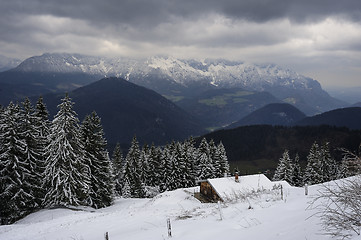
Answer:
[176,88,281,129]
[40,77,205,147]
[326,86,361,104]
[228,103,306,128]
[0,53,346,116]
[296,107,361,130]
[0,52,357,148]
[226,103,361,130]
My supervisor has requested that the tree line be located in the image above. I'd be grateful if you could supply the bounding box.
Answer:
[112,136,230,198]
[273,141,360,186]
[0,95,230,224]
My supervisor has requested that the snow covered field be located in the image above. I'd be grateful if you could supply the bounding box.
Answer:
[0,182,359,240]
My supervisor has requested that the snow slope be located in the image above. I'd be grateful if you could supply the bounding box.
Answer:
[1,180,359,240]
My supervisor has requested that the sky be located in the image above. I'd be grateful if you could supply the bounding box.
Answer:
[0,0,361,87]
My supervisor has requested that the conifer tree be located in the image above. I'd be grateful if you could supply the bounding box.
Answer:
[34,95,51,165]
[154,146,165,186]
[81,111,114,208]
[209,139,222,178]
[19,98,46,209]
[160,144,173,191]
[122,181,131,198]
[123,136,145,198]
[35,96,50,124]
[304,142,322,185]
[163,141,180,190]
[146,144,160,187]
[183,137,198,183]
[272,149,293,183]
[182,138,197,187]
[197,138,215,180]
[43,94,90,207]
[0,102,30,224]
[319,142,338,182]
[175,142,194,188]
[291,154,303,187]
[139,144,150,185]
[33,96,51,181]
[218,141,230,177]
[337,158,349,179]
[112,142,124,196]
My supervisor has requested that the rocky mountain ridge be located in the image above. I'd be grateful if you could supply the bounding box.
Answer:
[14,53,315,91]
[4,53,346,115]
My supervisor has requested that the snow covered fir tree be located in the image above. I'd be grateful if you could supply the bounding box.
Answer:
[272,149,293,183]
[80,111,114,208]
[43,94,91,207]
[273,141,349,187]
[112,136,230,198]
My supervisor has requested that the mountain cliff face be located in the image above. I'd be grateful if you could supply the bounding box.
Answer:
[6,53,346,114]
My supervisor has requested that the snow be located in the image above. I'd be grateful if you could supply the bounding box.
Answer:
[207,174,281,201]
[1,178,359,240]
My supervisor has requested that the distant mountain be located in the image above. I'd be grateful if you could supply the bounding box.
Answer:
[0,53,346,115]
[41,77,205,146]
[351,102,361,108]
[227,103,306,128]
[296,107,361,130]
[176,88,281,129]
[0,55,21,72]
[198,125,361,174]
[0,71,100,105]
[326,86,361,104]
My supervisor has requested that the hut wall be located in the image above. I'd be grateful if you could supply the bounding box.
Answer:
[200,181,222,202]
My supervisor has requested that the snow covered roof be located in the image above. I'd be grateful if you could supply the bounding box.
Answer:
[271,180,292,188]
[207,174,280,201]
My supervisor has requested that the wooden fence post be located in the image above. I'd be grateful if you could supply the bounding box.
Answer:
[167,218,172,238]
[218,201,224,220]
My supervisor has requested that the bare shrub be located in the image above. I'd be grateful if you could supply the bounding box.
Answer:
[309,176,361,239]
[340,147,361,176]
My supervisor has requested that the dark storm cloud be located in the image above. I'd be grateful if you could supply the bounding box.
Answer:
[1,0,361,27]
[1,0,361,87]
[1,0,360,52]
[216,0,361,23]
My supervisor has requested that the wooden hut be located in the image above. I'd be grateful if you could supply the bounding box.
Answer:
[199,174,283,202]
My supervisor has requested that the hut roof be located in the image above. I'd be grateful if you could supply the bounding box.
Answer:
[206,174,283,201]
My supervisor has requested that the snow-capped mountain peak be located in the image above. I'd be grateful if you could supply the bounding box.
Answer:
[13,53,314,91]
[3,52,346,115]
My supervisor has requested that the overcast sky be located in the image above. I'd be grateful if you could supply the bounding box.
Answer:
[1,0,361,87]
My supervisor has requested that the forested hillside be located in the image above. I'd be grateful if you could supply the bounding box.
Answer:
[200,125,361,174]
